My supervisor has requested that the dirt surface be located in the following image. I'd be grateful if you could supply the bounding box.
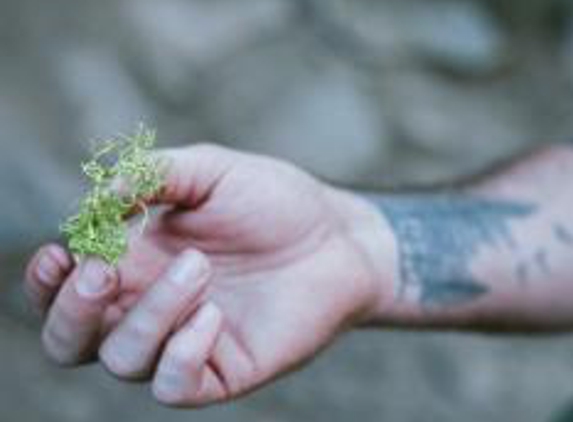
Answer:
[3,304,573,422]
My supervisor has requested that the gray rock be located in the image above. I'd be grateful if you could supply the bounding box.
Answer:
[564,18,573,85]
[199,31,390,183]
[119,0,292,103]
[1,313,571,422]
[404,1,506,73]
[383,70,530,184]
[53,45,153,140]
[0,62,78,248]
[322,0,506,74]
[247,65,389,183]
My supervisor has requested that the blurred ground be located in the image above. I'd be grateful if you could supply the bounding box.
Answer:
[2,0,573,421]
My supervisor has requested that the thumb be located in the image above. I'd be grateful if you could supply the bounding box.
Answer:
[149,144,236,209]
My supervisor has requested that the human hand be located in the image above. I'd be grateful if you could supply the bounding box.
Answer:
[25,144,388,407]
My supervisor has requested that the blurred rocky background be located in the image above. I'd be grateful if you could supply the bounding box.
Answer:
[1,0,573,421]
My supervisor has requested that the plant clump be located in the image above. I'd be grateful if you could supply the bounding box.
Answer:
[61,124,164,265]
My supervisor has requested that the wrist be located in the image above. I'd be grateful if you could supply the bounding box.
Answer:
[324,187,399,326]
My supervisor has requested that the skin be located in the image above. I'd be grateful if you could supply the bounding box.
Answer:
[25,144,386,406]
[24,143,573,408]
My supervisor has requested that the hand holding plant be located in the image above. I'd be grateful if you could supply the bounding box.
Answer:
[25,142,385,407]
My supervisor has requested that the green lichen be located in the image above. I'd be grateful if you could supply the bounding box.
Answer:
[61,124,164,265]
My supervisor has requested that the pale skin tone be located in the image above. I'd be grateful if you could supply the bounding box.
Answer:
[24,143,573,408]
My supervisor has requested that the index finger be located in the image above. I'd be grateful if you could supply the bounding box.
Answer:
[42,259,119,366]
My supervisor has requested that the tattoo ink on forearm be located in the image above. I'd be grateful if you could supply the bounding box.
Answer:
[372,195,536,308]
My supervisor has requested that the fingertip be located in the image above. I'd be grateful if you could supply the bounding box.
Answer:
[153,357,227,408]
[41,324,77,367]
[45,244,74,272]
[152,375,187,408]
[73,258,119,301]
[167,249,212,287]
[192,302,223,335]
[99,340,147,381]
[25,244,75,315]
[153,302,224,395]
[27,244,73,288]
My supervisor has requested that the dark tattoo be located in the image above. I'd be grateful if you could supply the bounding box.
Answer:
[375,195,536,307]
[554,224,573,247]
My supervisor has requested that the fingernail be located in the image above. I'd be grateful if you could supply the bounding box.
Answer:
[167,250,209,287]
[75,260,114,298]
[35,254,60,287]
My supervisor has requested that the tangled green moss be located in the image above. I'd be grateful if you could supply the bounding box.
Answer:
[61,124,164,265]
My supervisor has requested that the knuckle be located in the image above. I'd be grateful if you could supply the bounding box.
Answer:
[98,309,166,378]
[23,283,42,313]
[165,351,199,376]
[99,330,157,379]
[167,339,202,371]
[57,302,85,323]
[125,314,161,340]
[186,143,236,165]
[44,244,71,270]
[152,383,188,408]
[153,383,210,409]
[41,326,77,367]
[221,373,248,400]
[189,143,224,156]
[24,258,39,287]
[99,342,135,378]
[227,366,256,398]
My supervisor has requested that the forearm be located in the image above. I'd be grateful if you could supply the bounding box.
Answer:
[343,144,573,332]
